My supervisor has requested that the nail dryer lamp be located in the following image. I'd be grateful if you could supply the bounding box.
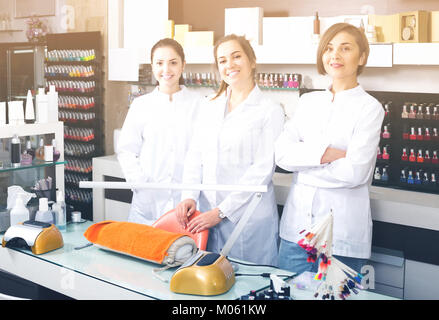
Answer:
[79,181,266,296]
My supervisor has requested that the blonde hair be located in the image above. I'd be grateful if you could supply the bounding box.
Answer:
[212,34,257,100]
[316,23,370,76]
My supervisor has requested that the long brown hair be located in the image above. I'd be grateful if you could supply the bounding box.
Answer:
[150,38,186,85]
[212,34,257,100]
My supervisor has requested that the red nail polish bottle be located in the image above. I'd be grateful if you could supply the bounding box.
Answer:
[409,149,416,162]
[402,125,409,140]
[401,148,408,161]
[377,146,382,160]
[433,128,439,141]
[409,127,417,140]
[417,149,424,163]
[432,151,439,164]
[424,150,431,163]
[382,146,390,160]
[417,127,424,140]
[424,127,431,141]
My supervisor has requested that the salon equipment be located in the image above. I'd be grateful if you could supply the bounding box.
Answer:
[152,209,208,250]
[2,220,63,255]
[79,181,266,296]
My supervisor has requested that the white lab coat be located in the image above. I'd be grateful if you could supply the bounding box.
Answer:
[181,86,285,265]
[117,86,202,225]
[275,85,384,259]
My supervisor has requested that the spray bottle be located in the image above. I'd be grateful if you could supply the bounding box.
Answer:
[10,194,30,226]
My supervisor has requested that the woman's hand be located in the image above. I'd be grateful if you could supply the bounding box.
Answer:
[175,199,197,229]
[320,147,346,164]
[187,208,222,234]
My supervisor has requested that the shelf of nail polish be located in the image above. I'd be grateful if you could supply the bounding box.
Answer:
[45,80,96,93]
[400,103,439,121]
[58,96,95,110]
[398,167,438,191]
[65,187,93,204]
[65,172,92,188]
[401,126,439,142]
[45,65,96,79]
[65,158,93,174]
[65,141,96,157]
[376,145,391,163]
[64,126,95,142]
[45,49,96,62]
[400,147,439,165]
[256,73,302,90]
[59,110,96,123]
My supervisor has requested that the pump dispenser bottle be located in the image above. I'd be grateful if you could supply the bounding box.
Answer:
[10,195,30,226]
[35,197,54,224]
[53,190,66,231]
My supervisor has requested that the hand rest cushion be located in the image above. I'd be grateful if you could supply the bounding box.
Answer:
[84,220,197,266]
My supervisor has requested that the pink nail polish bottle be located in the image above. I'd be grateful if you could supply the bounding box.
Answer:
[382,125,391,139]
[382,146,390,160]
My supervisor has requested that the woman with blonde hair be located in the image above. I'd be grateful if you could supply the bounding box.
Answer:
[175,34,285,265]
[275,23,384,274]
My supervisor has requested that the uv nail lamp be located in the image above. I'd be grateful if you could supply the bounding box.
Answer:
[170,251,235,296]
[2,220,63,255]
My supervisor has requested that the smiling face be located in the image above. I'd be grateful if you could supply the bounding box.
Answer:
[322,31,366,83]
[151,46,185,93]
[215,40,256,89]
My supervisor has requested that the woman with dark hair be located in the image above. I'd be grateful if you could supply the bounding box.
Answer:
[117,38,203,225]
[175,34,285,266]
[275,23,384,274]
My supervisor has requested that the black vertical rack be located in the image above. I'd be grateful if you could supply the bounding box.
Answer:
[45,32,104,220]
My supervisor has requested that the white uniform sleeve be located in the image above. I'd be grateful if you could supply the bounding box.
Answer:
[116,99,148,183]
[180,98,205,202]
[218,104,285,223]
[297,102,385,189]
[275,98,329,172]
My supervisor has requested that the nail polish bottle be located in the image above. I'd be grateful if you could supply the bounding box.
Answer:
[374,167,381,180]
[432,151,438,164]
[292,74,300,89]
[409,148,416,162]
[25,139,35,160]
[401,148,408,161]
[424,105,431,120]
[269,73,274,88]
[384,102,391,117]
[424,127,431,141]
[377,146,382,160]
[402,125,409,140]
[422,172,429,185]
[282,74,288,88]
[433,128,439,141]
[416,105,424,119]
[382,146,390,160]
[263,73,269,88]
[288,74,294,88]
[52,139,60,162]
[408,105,417,119]
[400,169,407,183]
[382,125,391,139]
[35,138,45,161]
[431,173,437,187]
[424,150,431,163]
[433,106,439,120]
[381,167,389,182]
[409,127,417,140]
[414,171,422,185]
[417,149,424,163]
[401,104,409,119]
[20,150,33,165]
[417,127,424,140]
[407,170,414,184]
[273,73,278,88]
[258,73,264,87]
[277,74,283,88]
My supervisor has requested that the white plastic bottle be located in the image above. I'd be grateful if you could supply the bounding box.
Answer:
[53,190,66,231]
[47,85,58,123]
[36,88,48,124]
[35,197,54,224]
[10,195,30,226]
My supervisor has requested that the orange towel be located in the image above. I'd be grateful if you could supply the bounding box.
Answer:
[84,221,191,264]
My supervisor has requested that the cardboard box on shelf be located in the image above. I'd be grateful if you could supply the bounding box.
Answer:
[398,11,430,43]
[174,24,192,46]
[368,14,399,43]
[184,31,214,47]
[225,7,263,45]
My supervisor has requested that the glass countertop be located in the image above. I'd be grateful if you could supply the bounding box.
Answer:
[0,160,66,173]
